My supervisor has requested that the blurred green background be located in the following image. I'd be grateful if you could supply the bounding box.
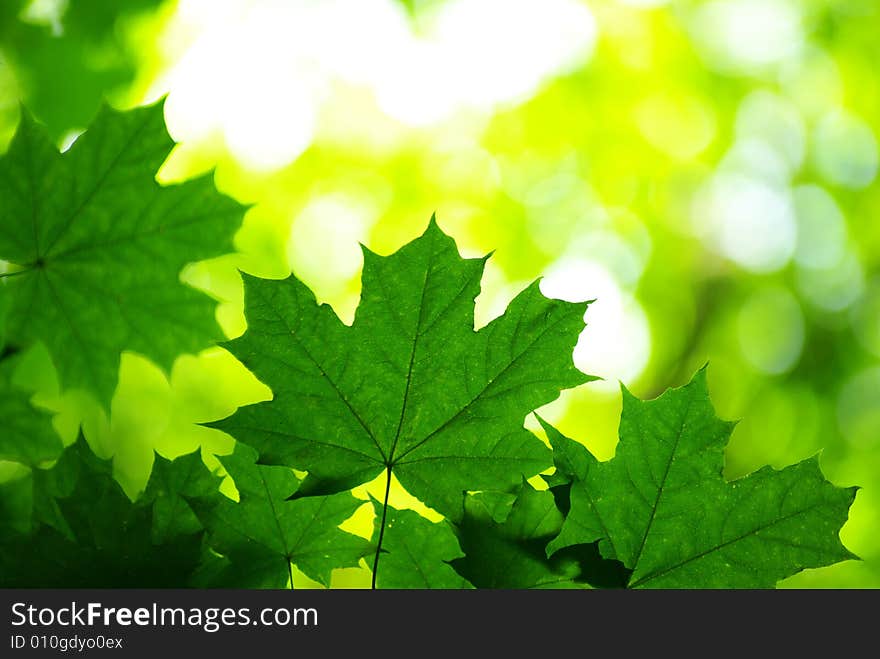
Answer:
[1,0,877,588]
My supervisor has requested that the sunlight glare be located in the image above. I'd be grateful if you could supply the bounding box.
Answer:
[540,258,650,388]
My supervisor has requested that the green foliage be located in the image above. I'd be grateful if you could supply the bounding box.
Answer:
[454,483,594,589]
[369,501,472,589]
[213,219,590,519]
[0,285,8,346]
[0,101,244,404]
[0,103,859,589]
[0,353,63,466]
[0,0,164,141]
[142,450,223,544]
[0,439,207,587]
[543,370,858,588]
[189,443,371,588]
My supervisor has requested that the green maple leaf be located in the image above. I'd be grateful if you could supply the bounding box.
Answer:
[0,101,244,404]
[213,219,590,522]
[0,354,63,466]
[370,500,473,589]
[189,443,371,588]
[544,368,859,588]
[0,438,210,587]
[0,430,78,538]
[141,449,223,544]
[452,482,601,589]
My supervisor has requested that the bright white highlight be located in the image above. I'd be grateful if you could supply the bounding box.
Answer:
[540,258,650,388]
[158,0,597,170]
[692,173,796,273]
[286,194,373,303]
[618,0,670,8]
[690,0,803,73]
[357,0,598,125]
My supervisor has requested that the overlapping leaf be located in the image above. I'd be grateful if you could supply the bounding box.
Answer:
[214,219,591,519]
[0,101,244,404]
[0,113,860,590]
[189,443,371,588]
[0,354,63,466]
[544,369,858,588]
[370,500,472,589]
[142,450,223,544]
[453,482,603,589]
[0,439,215,587]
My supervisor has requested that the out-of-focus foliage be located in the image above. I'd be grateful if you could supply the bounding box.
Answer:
[0,438,209,588]
[0,101,244,404]
[0,0,877,587]
[0,0,165,144]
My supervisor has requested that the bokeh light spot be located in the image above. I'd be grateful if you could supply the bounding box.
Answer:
[635,92,716,160]
[737,285,804,375]
[792,185,847,270]
[693,173,796,273]
[813,110,879,189]
[735,91,805,175]
[837,368,880,449]
[796,251,864,313]
[540,259,650,388]
[690,0,803,74]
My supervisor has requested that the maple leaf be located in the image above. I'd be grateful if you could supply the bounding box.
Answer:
[0,432,78,539]
[0,354,64,466]
[452,482,601,589]
[0,101,244,404]
[213,219,591,522]
[543,368,858,588]
[141,450,223,544]
[0,438,211,587]
[189,443,371,588]
[369,500,473,588]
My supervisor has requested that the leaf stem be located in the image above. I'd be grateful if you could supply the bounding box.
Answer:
[370,465,393,589]
[287,558,294,590]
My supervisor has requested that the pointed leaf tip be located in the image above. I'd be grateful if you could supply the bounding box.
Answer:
[553,368,858,588]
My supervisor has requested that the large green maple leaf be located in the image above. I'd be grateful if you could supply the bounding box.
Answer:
[189,443,371,588]
[0,101,244,404]
[369,500,473,589]
[214,219,591,522]
[0,438,215,587]
[544,368,858,588]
